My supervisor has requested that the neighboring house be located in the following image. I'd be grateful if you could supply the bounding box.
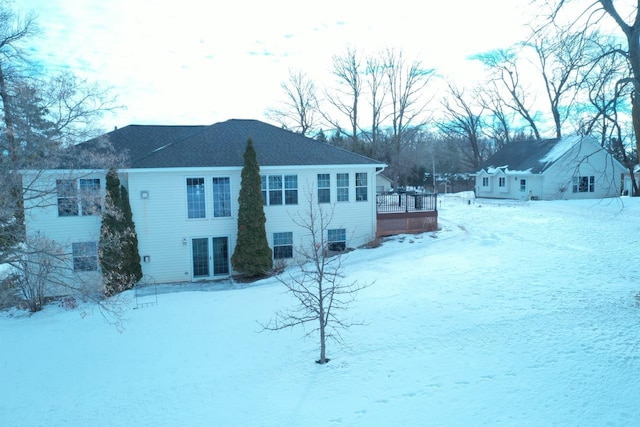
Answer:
[22,119,386,288]
[474,136,625,200]
[376,174,393,193]
[622,164,639,196]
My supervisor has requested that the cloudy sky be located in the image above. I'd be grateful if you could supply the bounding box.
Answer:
[15,0,536,131]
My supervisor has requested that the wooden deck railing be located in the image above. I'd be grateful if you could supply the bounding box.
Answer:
[376,193,438,237]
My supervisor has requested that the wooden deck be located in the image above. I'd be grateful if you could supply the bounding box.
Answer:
[376,193,438,237]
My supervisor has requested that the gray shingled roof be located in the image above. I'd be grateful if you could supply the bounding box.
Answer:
[477,138,572,174]
[79,119,384,169]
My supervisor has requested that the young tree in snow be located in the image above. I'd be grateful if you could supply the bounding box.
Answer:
[231,139,273,277]
[263,190,371,364]
[99,168,142,296]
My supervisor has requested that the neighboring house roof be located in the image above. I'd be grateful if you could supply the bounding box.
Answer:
[75,119,385,169]
[477,136,585,175]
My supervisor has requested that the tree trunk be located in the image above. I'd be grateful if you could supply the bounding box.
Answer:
[317,278,327,364]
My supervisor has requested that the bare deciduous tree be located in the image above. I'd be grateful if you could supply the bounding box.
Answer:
[363,54,387,153]
[262,191,371,364]
[477,83,516,148]
[383,48,434,188]
[551,0,640,165]
[438,83,486,169]
[324,47,362,151]
[267,69,319,136]
[0,3,127,316]
[527,22,591,138]
[472,48,543,140]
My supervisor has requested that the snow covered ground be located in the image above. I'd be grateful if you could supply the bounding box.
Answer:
[2,194,640,426]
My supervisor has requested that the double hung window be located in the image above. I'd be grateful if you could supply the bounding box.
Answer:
[355,173,367,201]
[327,228,346,252]
[72,242,98,271]
[57,178,102,216]
[212,177,231,217]
[186,178,206,219]
[273,232,293,259]
[337,173,349,202]
[318,174,330,203]
[261,175,298,205]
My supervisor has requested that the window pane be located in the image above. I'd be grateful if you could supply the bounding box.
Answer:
[579,176,588,192]
[285,175,298,205]
[269,176,283,205]
[212,237,229,275]
[57,179,78,216]
[318,174,330,203]
[269,190,283,205]
[261,175,267,205]
[285,189,297,205]
[274,245,293,259]
[355,173,367,201]
[213,177,231,217]
[192,238,209,277]
[187,178,206,218]
[273,232,293,245]
[72,242,98,271]
[284,175,297,189]
[337,173,349,187]
[317,174,330,187]
[269,175,282,189]
[327,228,346,252]
[318,189,330,203]
[273,232,293,259]
[80,178,101,216]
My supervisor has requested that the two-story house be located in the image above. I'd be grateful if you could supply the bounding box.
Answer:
[22,119,387,290]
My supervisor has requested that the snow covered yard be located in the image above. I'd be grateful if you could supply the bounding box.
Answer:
[2,195,640,426]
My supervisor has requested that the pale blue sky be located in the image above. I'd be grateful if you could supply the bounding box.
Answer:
[15,0,535,132]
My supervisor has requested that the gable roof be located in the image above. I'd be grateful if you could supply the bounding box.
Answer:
[477,136,585,175]
[77,119,384,169]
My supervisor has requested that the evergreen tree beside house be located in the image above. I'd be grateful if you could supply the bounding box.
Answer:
[231,138,273,277]
[99,168,142,296]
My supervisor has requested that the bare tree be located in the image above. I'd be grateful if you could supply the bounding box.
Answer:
[363,54,387,153]
[438,83,486,169]
[267,69,319,136]
[527,22,592,138]
[15,232,66,312]
[262,191,371,364]
[0,3,126,315]
[551,0,640,165]
[383,49,435,189]
[472,48,543,140]
[578,32,631,142]
[477,84,516,148]
[324,47,362,151]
